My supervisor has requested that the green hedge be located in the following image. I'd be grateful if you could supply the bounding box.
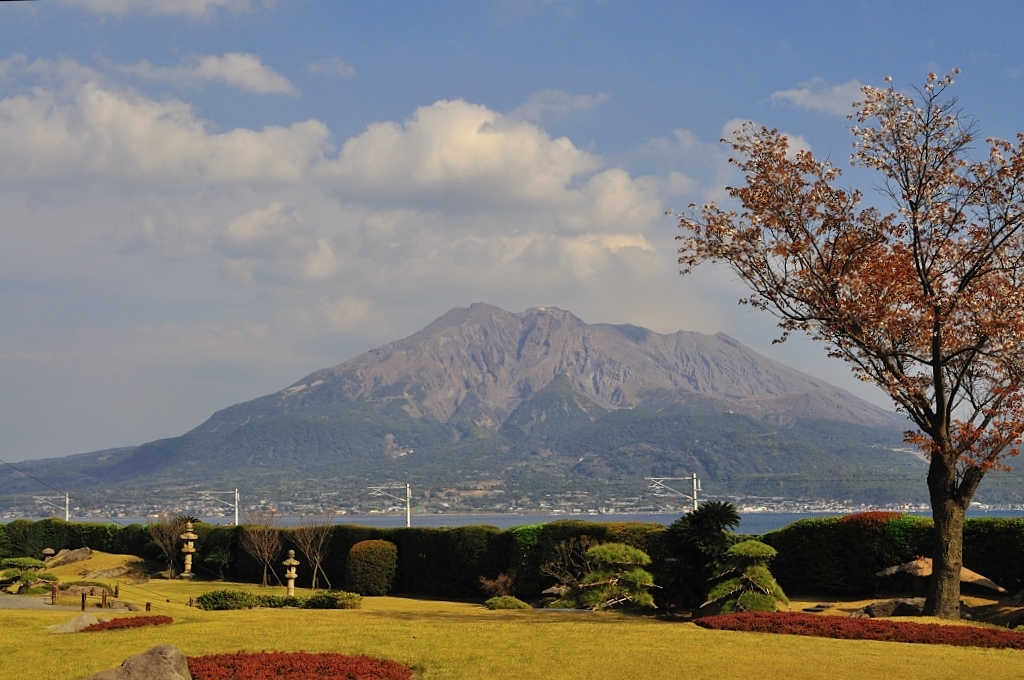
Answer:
[760,512,1024,596]
[16,514,1024,601]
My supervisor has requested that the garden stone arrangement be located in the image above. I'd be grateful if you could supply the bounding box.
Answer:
[84,644,192,680]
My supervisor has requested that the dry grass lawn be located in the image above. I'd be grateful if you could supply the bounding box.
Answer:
[4,552,1024,679]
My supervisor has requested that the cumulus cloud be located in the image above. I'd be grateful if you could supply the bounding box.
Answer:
[511,88,609,121]
[60,0,263,18]
[0,81,326,184]
[770,78,865,115]
[321,99,599,207]
[122,53,297,95]
[307,57,356,78]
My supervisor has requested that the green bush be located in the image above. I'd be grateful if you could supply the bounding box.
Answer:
[550,543,657,611]
[760,512,933,595]
[0,523,9,559]
[706,540,788,613]
[303,590,362,609]
[345,539,398,596]
[485,595,531,610]
[197,589,361,610]
[195,590,258,610]
[1,557,47,569]
[506,524,543,595]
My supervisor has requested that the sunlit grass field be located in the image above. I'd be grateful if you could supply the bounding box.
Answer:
[6,560,1024,679]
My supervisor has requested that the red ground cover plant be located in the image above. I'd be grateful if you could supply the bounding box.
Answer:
[187,651,413,680]
[695,612,1024,650]
[81,615,173,632]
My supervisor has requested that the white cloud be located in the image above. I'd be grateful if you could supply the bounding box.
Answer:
[511,89,609,121]
[122,53,297,95]
[307,57,356,78]
[60,0,263,18]
[321,99,602,209]
[0,81,326,184]
[770,78,865,116]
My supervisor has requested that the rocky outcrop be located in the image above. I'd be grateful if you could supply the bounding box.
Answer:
[851,598,926,618]
[84,644,191,680]
[47,547,92,567]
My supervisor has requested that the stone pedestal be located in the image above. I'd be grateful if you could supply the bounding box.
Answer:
[283,549,300,597]
[179,522,198,579]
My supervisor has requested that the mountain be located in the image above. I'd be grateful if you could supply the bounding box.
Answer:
[0,303,932,507]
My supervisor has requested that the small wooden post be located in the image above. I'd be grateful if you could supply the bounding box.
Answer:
[81,593,86,611]
[51,584,58,605]
[114,584,120,599]
[101,590,107,608]
[145,602,151,612]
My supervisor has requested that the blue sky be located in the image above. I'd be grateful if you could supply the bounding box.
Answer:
[3,0,1023,461]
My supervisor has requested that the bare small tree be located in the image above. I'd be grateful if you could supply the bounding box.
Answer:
[147,514,187,579]
[239,508,283,587]
[292,512,333,590]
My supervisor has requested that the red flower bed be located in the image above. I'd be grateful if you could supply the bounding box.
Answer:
[695,612,1024,650]
[187,651,413,680]
[82,615,173,632]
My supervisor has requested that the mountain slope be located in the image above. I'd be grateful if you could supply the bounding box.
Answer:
[0,303,927,504]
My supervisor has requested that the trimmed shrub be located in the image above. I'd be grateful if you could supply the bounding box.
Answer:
[346,540,398,596]
[303,590,362,609]
[547,542,656,611]
[485,595,531,610]
[195,590,258,611]
[188,651,412,680]
[196,589,361,610]
[695,612,1024,649]
[706,540,788,613]
[506,524,543,596]
[761,513,932,595]
[82,616,172,632]
[2,557,47,569]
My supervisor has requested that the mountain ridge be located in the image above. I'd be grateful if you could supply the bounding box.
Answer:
[0,303,928,505]
[192,302,900,437]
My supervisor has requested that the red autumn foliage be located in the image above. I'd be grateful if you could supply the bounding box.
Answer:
[187,651,413,680]
[695,612,1024,650]
[82,615,173,632]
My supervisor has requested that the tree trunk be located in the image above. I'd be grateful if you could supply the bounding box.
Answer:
[925,459,968,619]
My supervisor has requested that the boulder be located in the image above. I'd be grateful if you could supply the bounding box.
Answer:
[860,598,926,618]
[47,547,92,567]
[84,644,191,680]
[47,614,101,634]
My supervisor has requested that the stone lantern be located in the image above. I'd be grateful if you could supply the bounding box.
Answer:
[283,549,300,597]
[180,522,198,579]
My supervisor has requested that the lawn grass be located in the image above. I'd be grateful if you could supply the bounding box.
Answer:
[6,558,1024,680]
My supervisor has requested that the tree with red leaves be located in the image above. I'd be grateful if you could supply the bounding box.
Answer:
[678,71,1024,619]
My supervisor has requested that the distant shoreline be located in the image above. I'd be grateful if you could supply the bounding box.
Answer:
[9,508,1024,535]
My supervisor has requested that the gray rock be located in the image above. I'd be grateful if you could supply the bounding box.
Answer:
[47,547,92,567]
[83,644,191,680]
[862,597,926,618]
[48,613,101,634]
